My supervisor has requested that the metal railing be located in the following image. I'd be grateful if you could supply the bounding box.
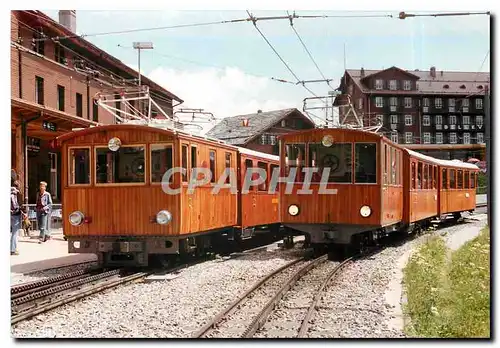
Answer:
[22,204,63,230]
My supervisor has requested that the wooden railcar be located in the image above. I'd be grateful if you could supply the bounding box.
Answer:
[403,149,440,225]
[437,159,479,217]
[238,147,280,239]
[57,124,278,266]
[279,128,405,247]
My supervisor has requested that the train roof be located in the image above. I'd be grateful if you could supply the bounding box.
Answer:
[237,146,280,162]
[406,149,479,170]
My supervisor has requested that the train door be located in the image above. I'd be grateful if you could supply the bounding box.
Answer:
[180,142,191,234]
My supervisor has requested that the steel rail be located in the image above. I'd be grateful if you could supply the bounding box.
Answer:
[11,271,148,325]
[11,268,101,300]
[192,257,305,338]
[241,254,329,338]
[11,269,121,308]
[297,256,355,337]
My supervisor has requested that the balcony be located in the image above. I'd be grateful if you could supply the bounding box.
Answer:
[449,107,455,112]
[449,124,456,130]
[423,106,429,112]
[435,124,442,130]
[463,124,470,130]
[390,106,397,112]
[462,107,469,112]
[390,123,398,130]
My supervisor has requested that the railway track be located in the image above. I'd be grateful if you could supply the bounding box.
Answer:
[193,253,337,338]
[11,268,149,325]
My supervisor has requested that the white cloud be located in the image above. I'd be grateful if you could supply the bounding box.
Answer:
[148,66,301,132]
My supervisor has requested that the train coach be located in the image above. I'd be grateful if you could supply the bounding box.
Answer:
[56,123,280,267]
[278,127,480,253]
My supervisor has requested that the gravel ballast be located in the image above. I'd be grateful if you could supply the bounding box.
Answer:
[12,214,487,338]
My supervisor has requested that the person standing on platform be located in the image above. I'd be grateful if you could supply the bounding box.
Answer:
[36,181,53,243]
[10,180,22,255]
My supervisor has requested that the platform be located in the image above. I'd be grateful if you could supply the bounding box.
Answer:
[11,229,97,274]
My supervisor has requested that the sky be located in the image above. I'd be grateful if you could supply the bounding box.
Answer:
[43,9,491,130]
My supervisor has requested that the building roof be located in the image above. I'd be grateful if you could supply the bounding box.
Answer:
[18,11,183,103]
[206,108,313,145]
[344,67,490,96]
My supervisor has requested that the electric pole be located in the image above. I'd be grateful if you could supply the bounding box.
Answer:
[484,84,490,227]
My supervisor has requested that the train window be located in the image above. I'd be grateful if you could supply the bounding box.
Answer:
[424,164,429,189]
[151,144,173,183]
[449,169,456,189]
[392,148,397,185]
[457,170,463,189]
[442,169,448,189]
[432,166,438,189]
[355,143,377,184]
[411,162,416,189]
[270,164,279,191]
[209,150,217,183]
[384,144,388,185]
[257,161,268,191]
[69,148,90,185]
[225,152,232,184]
[465,171,470,189]
[417,162,423,189]
[245,159,254,191]
[309,143,352,183]
[191,146,197,178]
[181,145,188,183]
[471,172,476,188]
[286,144,305,182]
[95,146,145,184]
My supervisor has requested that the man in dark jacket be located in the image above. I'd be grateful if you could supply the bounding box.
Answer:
[10,180,22,255]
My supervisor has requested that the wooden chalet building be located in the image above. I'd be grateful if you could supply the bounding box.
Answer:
[206,108,315,155]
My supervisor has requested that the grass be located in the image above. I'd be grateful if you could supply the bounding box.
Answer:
[403,227,490,338]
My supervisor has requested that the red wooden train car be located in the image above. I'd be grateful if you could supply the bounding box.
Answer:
[279,128,480,252]
[56,124,279,266]
[278,128,405,249]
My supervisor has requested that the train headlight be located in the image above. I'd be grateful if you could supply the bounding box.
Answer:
[69,211,85,226]
[156,210,172,225]
[108,137,121,151]
[360,205,372,218]
[288,204,300,216]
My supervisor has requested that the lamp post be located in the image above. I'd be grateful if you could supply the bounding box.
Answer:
[133,42,153,116]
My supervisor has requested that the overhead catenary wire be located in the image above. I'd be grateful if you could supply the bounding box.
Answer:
[32,11,394,41]
[286,11,333,90]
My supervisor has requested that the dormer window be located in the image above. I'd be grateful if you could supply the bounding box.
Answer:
[477,85,484,90]
[443,84,450,89]
[375,79,383,90]
[389,80,397,90]
[460,84,466,89]
[281,119,286,127]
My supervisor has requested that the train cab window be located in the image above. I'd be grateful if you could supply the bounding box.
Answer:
[417,162,423,189]
[423,164,429,189]
[449,169,456,189]
[209,150,217,183]
[257,161,268,191]
[181,145,188,183]
[309,143,352,183]
[471,172,476,188]
[384,145,388,185]
[69,148,90,185]
[95,146,145,184]
[287,144,305,182]
[442,169,448,189]
[355,143,377,183]
[225,152,232,184]
[457,170,463,189]
[151,144,173,183]
[411,162,416,190]
[465,171,470,189]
